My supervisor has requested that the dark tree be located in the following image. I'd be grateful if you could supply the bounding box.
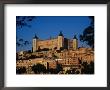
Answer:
[42,48,49,51]
[16,16,36,49]
[52,53,58,59]
[16,16,36,29]
[54,47,57,50]
[66,70,71,74]
[88,61,94,74]
[56,64,63,73]
[75,70,80,74]
[48,68,57,74]
[80,16,94,48]
[27,50,31,53]
[32,64,46,74]
[81,61,94,74]
[29,55,36,59]
[71,68,76,74]
[16,67,26,74]
[60,47,64,51]
[78,58,82,64]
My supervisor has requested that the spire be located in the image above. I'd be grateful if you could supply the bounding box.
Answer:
[58,31,63,36]
[73,35,77,39]
[33,34,38,39]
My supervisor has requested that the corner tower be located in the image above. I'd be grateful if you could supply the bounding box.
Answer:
[32,34,39,52]
[57,31,64,50]
[73,35,78,50]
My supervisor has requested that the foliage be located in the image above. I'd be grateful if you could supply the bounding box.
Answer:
[56,64,63,73]
[27,50,32,53]
[32,64,46,74]
[75,70,80,74]
[81,61,94,74]
[29,55,37,59]
[16,16,36,49]
[65,68,76,74]
[66,70,71,74]
[36,48,50,52]
[54,47,57,50]
[56,50,61,53]
[48,68,58,74]
[16,38,30,47]
[80,16,94,48]
[52,54,58,59]
[41,48,49,51]
[60,47,65,51]
[16,66,26,74]
[16,16,36,29]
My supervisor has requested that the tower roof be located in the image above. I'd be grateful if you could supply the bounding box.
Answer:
[33,34,38,39]
[58,31,63,36]
[73,35,78,39]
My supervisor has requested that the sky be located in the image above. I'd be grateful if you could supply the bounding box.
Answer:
[16,16,91,52]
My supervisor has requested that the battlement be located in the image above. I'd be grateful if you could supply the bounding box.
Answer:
[32,32,78,52]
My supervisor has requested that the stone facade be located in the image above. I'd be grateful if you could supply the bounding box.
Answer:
[16,47,94,73]
[16,31,94,74]
[32,31,78,52]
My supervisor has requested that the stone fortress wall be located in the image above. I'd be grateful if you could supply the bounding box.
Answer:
[32,31,78,52]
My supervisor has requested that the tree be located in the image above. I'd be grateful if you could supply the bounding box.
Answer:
[16,16,36,50]
[60,47,64,51]
[29,55,36,59]
[32,64,46,74]
[66,70,71,74]
[80,16,94,48]
[88,61,94,74]
[16,16,36,29]
[56,64,63,73]
[16,66,26,74]
[71,68,76,74]
[54,47,57,50]
[27,50,31,53]
[48,68,57,74]
[42,48,49,51]
[81,61,94,74]
[78,58,82,64]
[52,53,58,59]
[75,70,80,74]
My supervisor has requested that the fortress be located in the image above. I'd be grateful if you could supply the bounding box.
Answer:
[17,31,94,74]
[32,31,78,52]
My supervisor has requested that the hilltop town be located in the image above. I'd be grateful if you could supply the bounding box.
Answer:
[16,31,94,74]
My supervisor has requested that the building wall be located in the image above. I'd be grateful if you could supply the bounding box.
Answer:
[16,47,94,74]
[68,39,73,49]
[73,39,78,50]
[57,36,64,50]
[16,58,57,70]
[48,60,57,69]
[57,57,79,65]
[37,38,58,50]
[32,35,79,52]
[33,39,37,52]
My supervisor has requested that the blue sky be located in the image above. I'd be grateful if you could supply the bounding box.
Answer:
[16,16,91,51]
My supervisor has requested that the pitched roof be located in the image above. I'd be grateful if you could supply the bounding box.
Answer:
[58,31,63,36]
[73,35,78,39]
[33,34,39,39]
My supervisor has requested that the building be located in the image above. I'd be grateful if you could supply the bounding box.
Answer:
[16,31,94,74]
[16,58,57,72]
[32,31,78,52]
[16,48,94,74]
